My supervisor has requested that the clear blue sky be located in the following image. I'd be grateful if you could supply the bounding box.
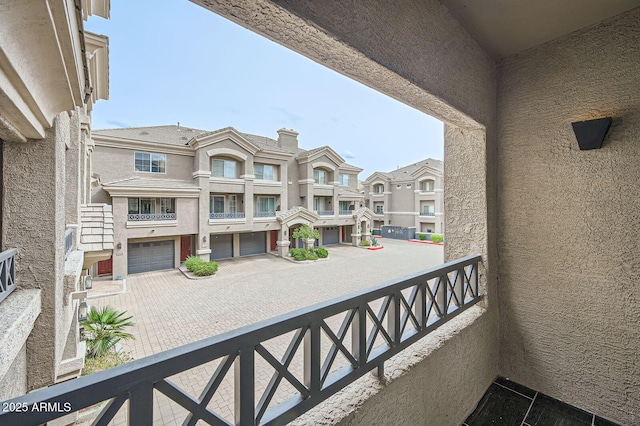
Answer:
[86,0,443,179]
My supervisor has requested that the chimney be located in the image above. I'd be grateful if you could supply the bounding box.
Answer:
[277,128,299,152]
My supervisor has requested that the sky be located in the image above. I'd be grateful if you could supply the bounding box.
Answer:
[85,0,443,179]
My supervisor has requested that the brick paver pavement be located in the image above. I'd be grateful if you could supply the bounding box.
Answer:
[89,239,443,425]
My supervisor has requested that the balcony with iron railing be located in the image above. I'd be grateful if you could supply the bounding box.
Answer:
[64,227,74,260]
[128,213,177,221]
[210,212,246,220]
[420,211,435,217]
[316,210,334,216]
[254,211,276,218]
[339,210,352,216]
[0,255,481,426]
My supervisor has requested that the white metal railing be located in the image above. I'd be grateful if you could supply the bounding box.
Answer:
[128,213,176,221]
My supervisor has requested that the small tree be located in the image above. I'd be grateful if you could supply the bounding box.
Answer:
[292,225,320,241]
[82,306,135,358]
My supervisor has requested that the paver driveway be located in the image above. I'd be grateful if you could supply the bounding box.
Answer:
[90,239,443,424]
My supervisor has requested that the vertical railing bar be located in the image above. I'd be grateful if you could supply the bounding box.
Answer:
[304,322,321,392]
[129,382,154,426]
[417,281,426,330]
[472,261,479,297]
[234,347,255,426]
[455,267,464,307]
[437,274,447,320]
[352,303,366,366]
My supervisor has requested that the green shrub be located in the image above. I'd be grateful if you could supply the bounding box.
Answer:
[82,306,134,358]
[430,234,444,243]
[371,237,379,246]
[305,250,318,260]
[289,248,302,257]
[315,247,329,258]
[194,261,218,276]
[185,255,204,272]
[419,233,427,240]
[359,240,371,247]
[293,253,306,261]
[82,351,133,376]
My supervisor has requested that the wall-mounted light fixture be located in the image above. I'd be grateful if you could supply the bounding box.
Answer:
[116,242,122,250]
[571,117,612,150]
[78,300,88,322]
[203,236,207,243]
[83,275,93,290]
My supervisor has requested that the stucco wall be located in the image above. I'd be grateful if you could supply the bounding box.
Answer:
[0,342,27,401]
[496,9,640,424]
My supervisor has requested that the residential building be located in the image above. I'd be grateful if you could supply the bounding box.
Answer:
[0,0,110,402]
[2,1,639,426]
[364,159,444,235]
[91,126,370,278]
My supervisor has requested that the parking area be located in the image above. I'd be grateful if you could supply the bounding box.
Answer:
[89,239,444,424]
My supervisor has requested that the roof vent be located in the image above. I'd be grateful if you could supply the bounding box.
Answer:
[140,131,149,135]
[181,136,188,140]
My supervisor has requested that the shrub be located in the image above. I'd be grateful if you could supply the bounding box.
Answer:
[359,240,371,247]
[419,233,427,240]
[315,247,329,258]
[194,261,218,276]
[289,248,302,257]
[371,237,379,246]
[82,306,135,358]
[185,255,204,272]
[82,351,133,376]
[430,233,444,243]
[293,252,306,261]
[305,250,318,260]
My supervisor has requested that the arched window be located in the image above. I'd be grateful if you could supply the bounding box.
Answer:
[421,180,435,191]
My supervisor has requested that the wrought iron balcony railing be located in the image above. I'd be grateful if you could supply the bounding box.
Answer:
[210,212,246,219]
[316,210,334,216]
[128,213,176,221]
[0,248,17,304]
[64,227,74,260]
[0,255,482,426]
[420,211,435,217]
[339,210,352,216]
[254,211,276,218]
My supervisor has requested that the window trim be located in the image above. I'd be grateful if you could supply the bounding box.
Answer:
[255,163,276,181]
[340,173,350,186]
[134,152,167,174]
[212,157,239,179]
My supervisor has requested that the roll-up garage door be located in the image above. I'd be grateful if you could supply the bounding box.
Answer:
[128,240,174,274]
[239,232,266,256]
[323,227,340,245]
[210,234,233,260]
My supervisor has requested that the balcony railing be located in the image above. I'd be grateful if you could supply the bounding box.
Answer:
[254,211,276,218]
[128,213,176,221]
[316,210,334,216]
[64,227,74,260]
[0,255,481,426]
[210,212,246,219]
[0,248,17,304]
[420,211,435,217]
[339,210,352,216]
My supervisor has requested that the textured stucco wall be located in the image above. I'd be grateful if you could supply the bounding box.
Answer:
[0,342,27,401]
[192,1,498,425]
[3,112,68,389]
[497,9,640,424]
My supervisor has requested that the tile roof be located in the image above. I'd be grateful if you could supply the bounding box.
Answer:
[102,177,198,190]
[370,158,443,181]
[93,125,207,146]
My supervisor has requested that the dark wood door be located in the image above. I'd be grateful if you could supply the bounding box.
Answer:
[180,235,191,261]
[97,257,112,275]
[270,230,278,251]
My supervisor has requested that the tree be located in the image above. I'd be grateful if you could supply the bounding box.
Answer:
[292,224,320,240]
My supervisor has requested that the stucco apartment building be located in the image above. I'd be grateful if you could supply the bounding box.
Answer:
[0,0,111,401]
[91,125,372,278]
[363,159,444,235]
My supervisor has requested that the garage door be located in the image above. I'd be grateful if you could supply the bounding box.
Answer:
[239,232,266,256]
[323,227,340,245]
[210,234,233,260]
[128,240,174,274]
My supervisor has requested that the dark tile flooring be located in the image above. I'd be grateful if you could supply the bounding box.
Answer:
[463,377,621,426]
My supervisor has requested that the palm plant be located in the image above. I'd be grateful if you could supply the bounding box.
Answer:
[82,305,135,358]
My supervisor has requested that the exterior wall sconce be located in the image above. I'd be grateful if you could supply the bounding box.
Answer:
[116,242,122,250]
[571,117,612,150]
[83,275,93,290]
[78,300,88,322]
[203,235,207,243]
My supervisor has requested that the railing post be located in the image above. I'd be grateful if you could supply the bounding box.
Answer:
[352,304,366,368]
[472,260,479,297]
[416,281,426,330]
[235,347,255,426]
[129,382,154,425]
[436,275,447,319]
[304,322,321,393]
[388,293,399,346]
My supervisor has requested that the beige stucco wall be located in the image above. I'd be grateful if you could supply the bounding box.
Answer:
[92,145,195,182]
[193,0,498,424]
[496,9,640,424]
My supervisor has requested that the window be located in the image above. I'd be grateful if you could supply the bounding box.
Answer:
[257,196,275,213]
[160,198,175,214]
[314,169,327,184]
[374,184,384,194]
[229,195,237,213]
[339,201,350,211]
[135,152,166,173]
[212,158,238,178]
[255,164,275,180]
[128,198,139,214]
[421,180,434,191]
[210,196,225,213]
[375,205,384,214]
[128,198,156,214]
[340,174,350,186]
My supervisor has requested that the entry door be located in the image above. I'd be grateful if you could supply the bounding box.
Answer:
[270,230,278,251]
[97,257,112,275]
[180,235,191,261]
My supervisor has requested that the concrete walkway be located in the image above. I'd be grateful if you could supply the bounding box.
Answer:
[89,239,444,424]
